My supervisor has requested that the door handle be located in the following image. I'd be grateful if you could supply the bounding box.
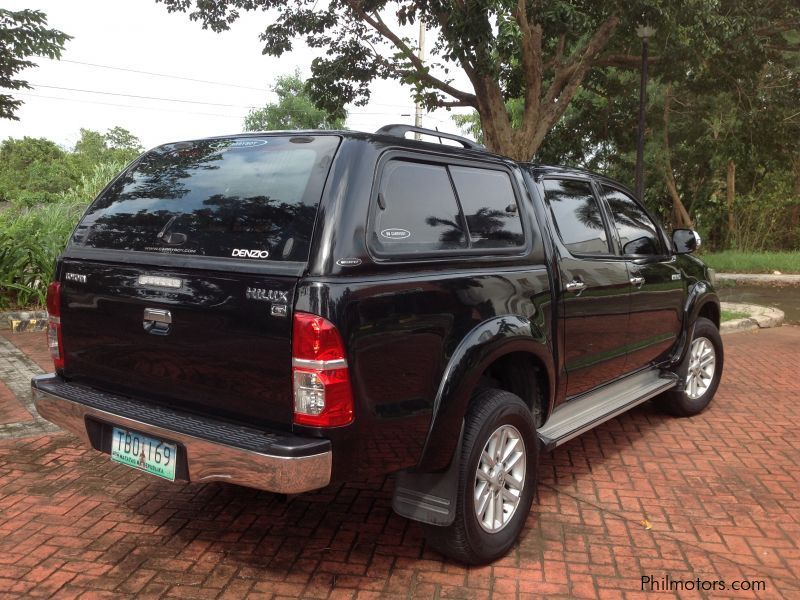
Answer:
[630,276,645,287]
[565,280,587,293]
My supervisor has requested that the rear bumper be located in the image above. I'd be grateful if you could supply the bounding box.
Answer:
[31,374,331,494]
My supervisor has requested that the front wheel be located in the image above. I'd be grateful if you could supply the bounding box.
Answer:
[658,317,724,416]
[422,388,538,565]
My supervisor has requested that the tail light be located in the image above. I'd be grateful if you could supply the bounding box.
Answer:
[46,282,65,371]
[292,312,354,427]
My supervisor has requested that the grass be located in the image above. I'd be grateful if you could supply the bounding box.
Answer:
[721,309,750,322]
[701,251,800,274]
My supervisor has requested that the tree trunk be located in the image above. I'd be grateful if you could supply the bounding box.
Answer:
[473,77,520,159]
[666,174,693,229]
[726,159,736,244]
[793,155,800,197]
[661,84,693,229]
[477,13,621,161]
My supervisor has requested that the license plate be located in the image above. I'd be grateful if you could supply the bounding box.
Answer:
[111,427,177,481]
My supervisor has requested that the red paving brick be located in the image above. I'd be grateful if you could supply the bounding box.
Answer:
[0,379,32,425]
[1,330,52,372]
[0,327,798,598]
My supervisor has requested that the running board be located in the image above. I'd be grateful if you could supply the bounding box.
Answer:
[537,370,678,451]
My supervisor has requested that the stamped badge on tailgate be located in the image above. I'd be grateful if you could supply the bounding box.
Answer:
[246,288,289,317]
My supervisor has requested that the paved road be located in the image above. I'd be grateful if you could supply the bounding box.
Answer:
[0,328,798,599]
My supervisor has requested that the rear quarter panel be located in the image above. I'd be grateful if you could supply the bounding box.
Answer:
[295,268,553,480]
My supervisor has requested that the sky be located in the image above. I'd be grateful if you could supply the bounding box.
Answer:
[1,0,474,151]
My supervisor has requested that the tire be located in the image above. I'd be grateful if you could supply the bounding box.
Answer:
[657,317,724,417]
[422,388,538,565]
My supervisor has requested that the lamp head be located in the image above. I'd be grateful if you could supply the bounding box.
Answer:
[636,25,657,39]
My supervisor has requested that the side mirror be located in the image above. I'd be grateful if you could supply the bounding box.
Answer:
[672,229,701,254]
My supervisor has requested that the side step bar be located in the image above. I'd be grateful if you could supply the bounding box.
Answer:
[538,369,678,451]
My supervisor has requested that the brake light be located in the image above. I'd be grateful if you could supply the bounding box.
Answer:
[46,281,64,371]
[292,312,353,427]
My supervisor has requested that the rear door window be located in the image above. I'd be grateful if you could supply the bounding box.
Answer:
[371,158,528,257]
[71,135,340,261]
[372,160,467,254]
[449,166,524,248]
[543,179,611,255]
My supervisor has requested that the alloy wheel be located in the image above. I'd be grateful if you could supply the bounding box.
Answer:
[473,424,526,533]
[686,336,716,400]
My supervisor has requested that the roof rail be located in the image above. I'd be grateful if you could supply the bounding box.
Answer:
[375,124,485,152]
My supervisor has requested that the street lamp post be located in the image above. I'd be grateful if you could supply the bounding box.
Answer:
[634,25,656,202]
[414,21,426,140]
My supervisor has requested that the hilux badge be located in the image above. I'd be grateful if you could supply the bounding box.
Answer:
[246,288,288,303]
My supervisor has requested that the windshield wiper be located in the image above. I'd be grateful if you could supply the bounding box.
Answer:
[156,216,187,245]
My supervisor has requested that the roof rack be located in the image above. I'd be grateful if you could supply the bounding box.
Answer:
[375,124,485,152]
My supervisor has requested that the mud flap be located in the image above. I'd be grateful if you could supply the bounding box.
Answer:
[671,323,695,393]
[392,423,464,526]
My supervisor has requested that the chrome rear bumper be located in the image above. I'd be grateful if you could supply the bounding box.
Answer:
[32,375,331,494]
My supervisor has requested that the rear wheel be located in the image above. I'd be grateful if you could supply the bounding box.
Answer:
[422,388,538,564]
[658,317,724,416]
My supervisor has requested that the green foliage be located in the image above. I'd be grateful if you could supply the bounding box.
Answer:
[72,127,142,169]
[0,200,85,307]
[0,159,126,309]
[0,8,71,120]
[244,71,345,131]
[721,309,750,322]
[59,159,128,205]
[0,127,142,207]
[157,1,799,162]
[707,172,799,252]
[0,126,137,308]
[105,126,144,152]
[453,4,800,250]
[701,251,800,275]
[0,137,76,204]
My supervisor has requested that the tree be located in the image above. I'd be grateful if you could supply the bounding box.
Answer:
[0,126,144,206]
[105,126,144,152]
[73,129,109,164]
[244,71,346,131]
[452,3,799,241]
[72,127,143,172]
[161,1,772,161]
[0,137,76,204]
[0,9,71,120]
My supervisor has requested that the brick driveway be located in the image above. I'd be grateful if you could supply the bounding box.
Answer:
[0,327,798,599]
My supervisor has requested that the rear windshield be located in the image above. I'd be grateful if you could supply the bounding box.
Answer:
[71,135,340,261]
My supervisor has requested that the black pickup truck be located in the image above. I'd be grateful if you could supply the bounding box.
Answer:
[33,126,723,564]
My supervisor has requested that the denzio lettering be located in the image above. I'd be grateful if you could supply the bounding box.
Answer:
[232,249,270,259]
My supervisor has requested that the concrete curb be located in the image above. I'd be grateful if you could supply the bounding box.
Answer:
[720,301,784,334]
[0,310,48,332]
[717,273,800,286]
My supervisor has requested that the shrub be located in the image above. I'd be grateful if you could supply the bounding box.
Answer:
[0,160,126,309]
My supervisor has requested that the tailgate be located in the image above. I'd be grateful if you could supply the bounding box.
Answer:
[60,260,297,429]
[56,134,341,430]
